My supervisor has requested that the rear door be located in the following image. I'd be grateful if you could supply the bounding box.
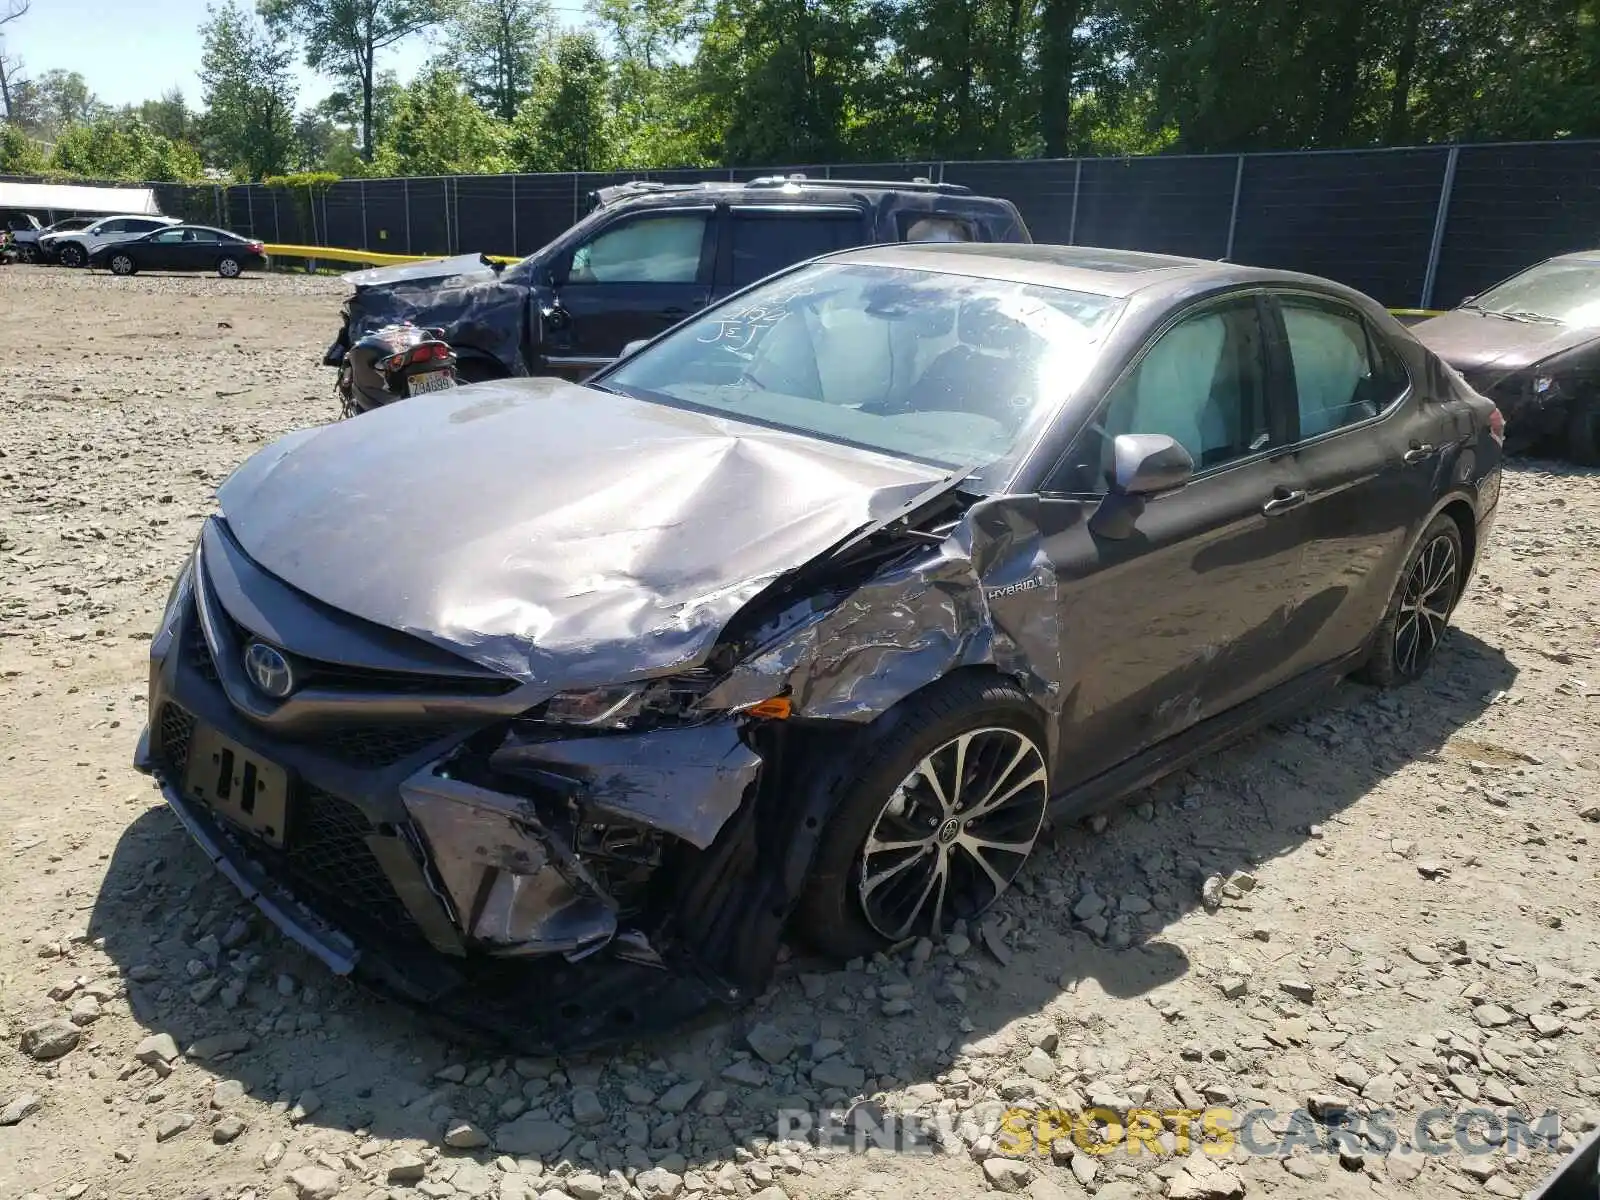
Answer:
[180,227,225,270]
[543,207,716,379]
[1263,291,1452,674]
[715,205,869,300]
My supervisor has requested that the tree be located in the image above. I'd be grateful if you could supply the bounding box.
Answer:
[0,119,43,173]
[0,0,26,122]
[511,31,613,170]
[51,114,203,180]
[17,68,105,138]
[259,0,444,161]
[374,67,509,173]
[445,0,550,122]
[137,88,196,144]
[593,0,707,166]
[201,0,298,178]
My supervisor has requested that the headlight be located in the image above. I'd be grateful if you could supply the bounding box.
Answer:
[534,675,777,731]
[542,684,651,729]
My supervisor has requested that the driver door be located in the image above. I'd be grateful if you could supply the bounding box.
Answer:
[1041,293,1308,786]
[542,208,716,380]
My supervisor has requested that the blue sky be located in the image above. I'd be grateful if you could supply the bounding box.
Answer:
[3,0,586,111]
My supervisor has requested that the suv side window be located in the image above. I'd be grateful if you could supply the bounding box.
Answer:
[1278,295,1406,438]
[729,210,865,287]
[1056,297,1274,494]
[128,219,164,234]
[568,214,708,284]
[898,214,976,242]
[96,220,125,234]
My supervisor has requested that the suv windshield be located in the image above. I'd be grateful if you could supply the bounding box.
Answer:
[1473,259,1600,326]
[599,262,1123,484]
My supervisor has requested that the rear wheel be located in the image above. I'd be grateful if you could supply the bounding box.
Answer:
[795,675,1050,960]
[109,253,137,276]
[57,243,86,268]
[217,256,243,278]
[18,244,37,264]
[1356,514,1464,688]
[1567,397,1600,467]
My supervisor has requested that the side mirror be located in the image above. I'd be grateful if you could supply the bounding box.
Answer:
[1112,433,1194,496]
[620,338,649,359]
[1089,434,1194,540]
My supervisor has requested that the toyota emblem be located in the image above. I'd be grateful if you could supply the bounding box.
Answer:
[244,641,295,699]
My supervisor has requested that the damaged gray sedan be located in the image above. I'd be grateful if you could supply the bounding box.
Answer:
[136,243,1503,1050]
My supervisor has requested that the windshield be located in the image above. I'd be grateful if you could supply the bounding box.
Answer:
[599,262,1124,484]
[1473,259,1600,326]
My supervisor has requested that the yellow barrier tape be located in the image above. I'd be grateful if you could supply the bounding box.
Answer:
[263,243,519,267]
[261,243,1449,318]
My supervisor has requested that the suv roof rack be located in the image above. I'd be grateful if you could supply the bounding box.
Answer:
[589,175,973,208]
[742,173,971,194]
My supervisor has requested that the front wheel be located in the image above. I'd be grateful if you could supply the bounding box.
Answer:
[18,244,37,264]
[217,256,242,278]
[57,243,86,268]
[795,675,1050,960]
[1356,514,1464,687]
[109,253,137,276]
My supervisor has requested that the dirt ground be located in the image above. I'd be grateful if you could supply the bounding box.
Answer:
[2,267,1598,1200]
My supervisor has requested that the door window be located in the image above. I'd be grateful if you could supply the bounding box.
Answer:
[567,214,707,284]
[96,220,126,235]
[129,219,164,234]
[729,212,865,287]
[1278,297,1404,438]
[151,229,189,243]
[1058,297,1274,493]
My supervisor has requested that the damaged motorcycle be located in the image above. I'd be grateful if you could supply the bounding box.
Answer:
[138,243,1502,1053]
[328,321,459,417]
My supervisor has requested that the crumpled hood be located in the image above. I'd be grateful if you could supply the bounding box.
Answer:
[1412,309,1600,376]
[216,377,949,686]
[342,253,504,289]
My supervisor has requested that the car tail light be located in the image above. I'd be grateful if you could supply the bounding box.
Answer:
[1488,404,1505,446]
[248,241,264,253]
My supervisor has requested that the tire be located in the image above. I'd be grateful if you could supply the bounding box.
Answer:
[109,253,137,276]
[1356,514,1465,688]
[217,256,242,278]
[1567,397,1600,467]
[57,243,86,268]
[794,674,1050,960]
[18,244,36,264]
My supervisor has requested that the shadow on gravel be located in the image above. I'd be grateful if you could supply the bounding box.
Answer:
[87,629,1515,1178]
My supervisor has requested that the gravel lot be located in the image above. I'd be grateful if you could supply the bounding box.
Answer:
[2,266,1599,1200]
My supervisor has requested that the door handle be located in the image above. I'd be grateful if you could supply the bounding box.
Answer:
[1403,443,1436,464]
[1262,488,1307,516]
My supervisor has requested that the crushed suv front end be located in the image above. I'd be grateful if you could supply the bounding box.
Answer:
[134,519,791,1050]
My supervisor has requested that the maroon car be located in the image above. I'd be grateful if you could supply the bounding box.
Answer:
[1413,250,1600,464]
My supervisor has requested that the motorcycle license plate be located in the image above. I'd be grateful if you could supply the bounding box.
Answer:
[409,370,457,395]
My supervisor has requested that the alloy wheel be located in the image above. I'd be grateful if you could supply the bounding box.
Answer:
[219,258,241,278]
[1394,533,1457,677]
[111,255,134,275]
[857,726,1048,941]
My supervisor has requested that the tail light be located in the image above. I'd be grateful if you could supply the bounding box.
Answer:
[386,344,453,371]
[1488,404,1505,446]
[247,241,264,253]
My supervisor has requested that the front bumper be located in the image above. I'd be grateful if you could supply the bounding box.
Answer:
[131,525,778,1050]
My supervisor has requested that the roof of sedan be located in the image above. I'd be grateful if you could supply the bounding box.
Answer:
[833,242,1286,298]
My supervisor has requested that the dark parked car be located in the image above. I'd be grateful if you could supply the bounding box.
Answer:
[138,244,1502,1051]
[89,224,268,277]
[324,175,1031,384]
[1413,250,1600,463]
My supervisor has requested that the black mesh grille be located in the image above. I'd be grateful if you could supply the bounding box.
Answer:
[183,617,219,683]
[318,724,449,768]
[284,787,424,940]
[158,703,196,775]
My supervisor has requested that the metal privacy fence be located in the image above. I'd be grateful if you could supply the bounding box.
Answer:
[149,138,1600,311]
